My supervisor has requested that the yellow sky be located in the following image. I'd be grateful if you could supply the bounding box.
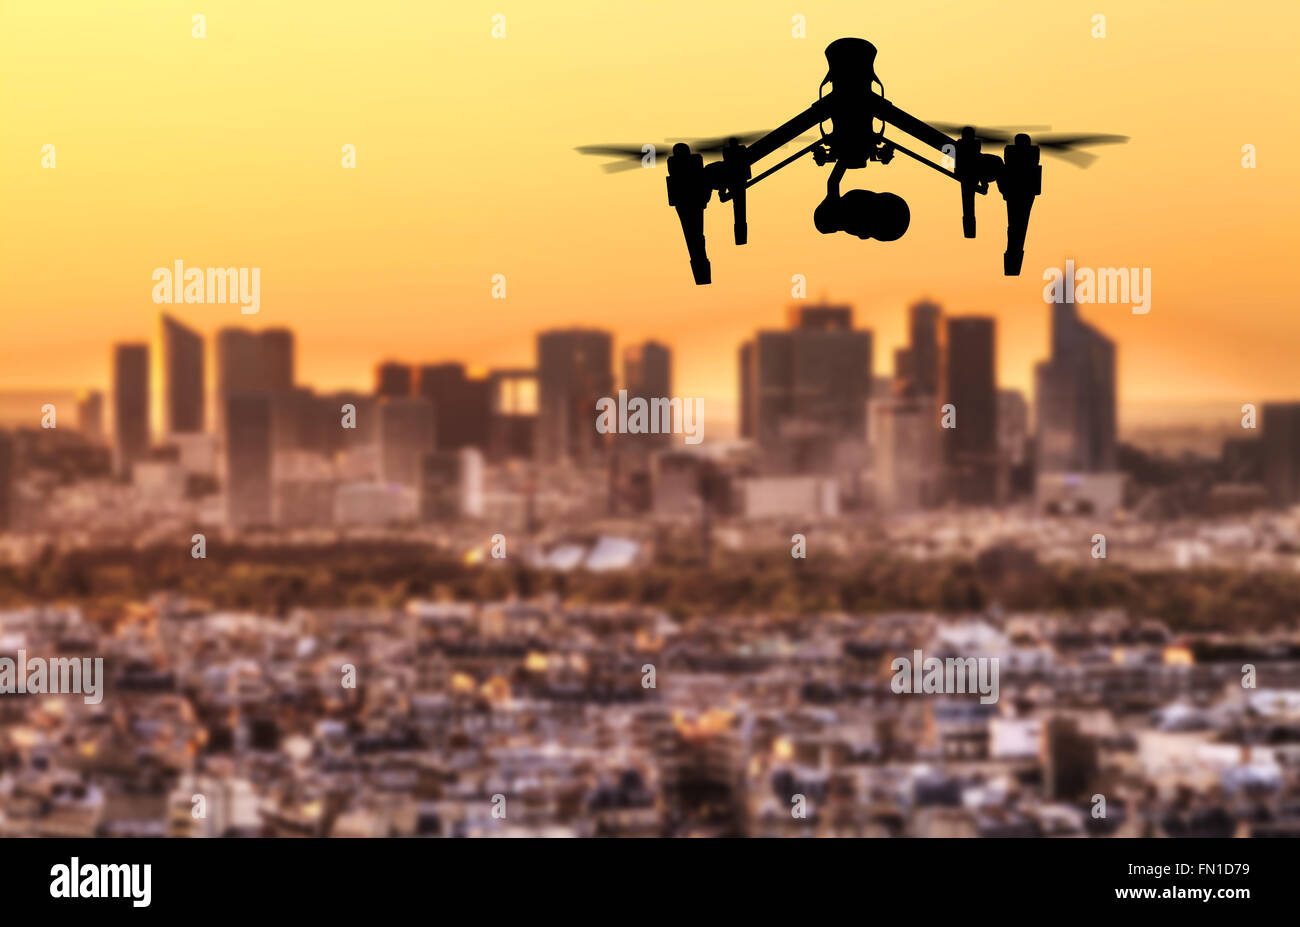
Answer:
[2,0,1298,422]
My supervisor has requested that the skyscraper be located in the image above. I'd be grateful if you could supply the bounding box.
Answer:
[900,300,944,398]
[943,316,998,504]
[1035,276,1117,475]
[1262,403,1300,507]
[225,393,273,529]
[623,341,673,453]
[154,314,205,436]
[536,329,614,464]
[0,431,13,531]
[416,363,491,451]
[378,396,435,490]
[215,327,296,444]
[738,304,872,471]
[112,343,150,477]
[77,390,104,443]
[375,361,413,398]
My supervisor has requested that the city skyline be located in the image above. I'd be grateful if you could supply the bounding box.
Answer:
[3,2,1298,414]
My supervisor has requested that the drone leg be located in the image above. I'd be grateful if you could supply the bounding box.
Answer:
[675,205,711,285]
[732,186,747,245]
[1003,195,1032,275]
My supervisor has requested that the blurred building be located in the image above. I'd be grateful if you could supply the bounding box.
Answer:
[738,304,872,472]
[1035,279,1117,475]
[77,390,104,443]
[375,361,413,398]
[1262,403,1300,507]
[997,389,1029,467]
[215,327,294,439]
[112,342,150,477]
[421,448,484,520]
[536,329,613,465]
[943,316,999,504]
[416,363,491,451]
[873,394,942,511]
[487,369,537,460]
[378,396,435,490]
[0,431,13,530]
[894,300,944,398]
[154,314,205,437]
[225,393,274,529]
[622,341,673,455]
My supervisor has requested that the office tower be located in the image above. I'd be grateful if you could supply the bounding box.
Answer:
[487,368,537,460]
[622,341,673,454]
[943,316,998,504]
[900,300,944,397]
[260,328,295,392]
[873,394,942,511]
[1262,403,1300,506]
[215,328,296,440]
[416,363,491,451]
[375,361,413,398]
[738,342,754,439]
[112,343,150,477]
[1034,274,1117,474]
[378,396,435,490]
[420,447,484,520]
[77,390,104,443]
[225,393,273,529]
[154,314,205,436]
[997,389,1029,467]
[624,341,672,398]
[536,329,614,464]
[737,304,872,471]
[0,431,13,531]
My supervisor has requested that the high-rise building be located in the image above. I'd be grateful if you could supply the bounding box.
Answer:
[487,368,537,460]
[77,390,104,443]
[997,389,1030,467]
[416,363,491,451]
[215,328,295,440]
[738,304,872,471]
[112,343,150,477]
[536,329,613,464]
[378,396,435,490]
[1262,403,1300,507]
[873,394,942,511]
[1035,272,1117,475]
[225,393,273,529]
[622,341,673,454]
[154,314,205,437]
[943,316,998,504]
[420,447,484,520]
[900,300,944,397]
[375,361,413,398]
[0,431,13,531]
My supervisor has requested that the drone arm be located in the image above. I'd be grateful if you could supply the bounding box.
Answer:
[742,96,834,166]
[873,97,956,156]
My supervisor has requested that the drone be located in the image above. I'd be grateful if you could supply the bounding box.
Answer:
[578,38,1128,285]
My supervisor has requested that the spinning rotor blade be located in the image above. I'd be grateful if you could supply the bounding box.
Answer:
[928,121,1129,167]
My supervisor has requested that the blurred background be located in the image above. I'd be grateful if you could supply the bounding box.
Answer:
[1,0,1299,837]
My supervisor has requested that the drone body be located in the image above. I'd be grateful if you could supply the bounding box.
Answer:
[582,38,1127,285]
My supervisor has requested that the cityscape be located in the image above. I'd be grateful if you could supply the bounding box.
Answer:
[3,275,1300,838]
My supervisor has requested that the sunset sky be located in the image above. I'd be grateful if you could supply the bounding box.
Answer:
[2,0,1297,429]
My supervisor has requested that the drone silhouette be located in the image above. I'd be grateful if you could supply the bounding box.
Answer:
[578,38,1128,285]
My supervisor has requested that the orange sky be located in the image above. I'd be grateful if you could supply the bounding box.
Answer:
[2,0,1297,426]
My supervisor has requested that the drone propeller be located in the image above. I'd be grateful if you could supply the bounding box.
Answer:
[927,121,1129,168]
[576,132,816,172]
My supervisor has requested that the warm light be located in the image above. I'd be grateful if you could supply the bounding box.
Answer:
[450,672,476,694]
[1163,646,1194,666]
[524,651,549,672]
[772,736,795,761]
